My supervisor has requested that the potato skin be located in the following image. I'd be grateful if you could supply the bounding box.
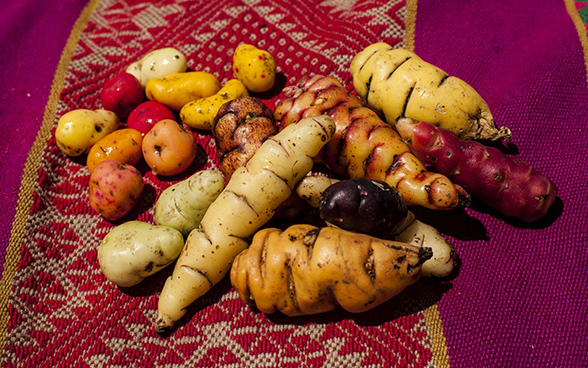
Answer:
[155,115,336,332]
[154,169,225,237]
[55,109,119,157]
[233,44,277,93]
[98,221,184,287]
[180,79,249,130]
[231,225,431,316]
[142,119,198,176]
[86,129,143,173]
[350,43,511,141]
[146,72,221,111]
[127,101,175,135]
[100,72,144,118]
[319,178,408,238]
[212,96,277,179]
[89,160,144,221]
[126,47,188,88]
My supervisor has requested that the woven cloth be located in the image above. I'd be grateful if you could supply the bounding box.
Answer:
[1,0,587,367]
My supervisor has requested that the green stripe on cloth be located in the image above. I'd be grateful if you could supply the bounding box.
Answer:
[567,0,588,85]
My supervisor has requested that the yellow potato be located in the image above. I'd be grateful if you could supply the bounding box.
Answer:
[145,72,221,111]
[86,128,143,173]
[233,44,276,92]
[179,79,248,130]
[350,43,511,141]
[55,109,119,157]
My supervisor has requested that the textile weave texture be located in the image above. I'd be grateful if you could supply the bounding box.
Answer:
[1,0,442,367]
[2,0,588,367]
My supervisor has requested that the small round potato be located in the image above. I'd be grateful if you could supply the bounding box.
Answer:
[98,221,184,287]
[142,119,198,176]
[127,101,176,135]
[55,109,119,157]
[100,72,144,118]
[126,47,188,88]
[87,129,144,173]
[89,160,144,221]
[233,44,276,93]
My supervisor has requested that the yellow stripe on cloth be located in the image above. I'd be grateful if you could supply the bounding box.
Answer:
[565,0,588,86]
[425,304,451,368]
[405,0,451,366]
[0,0,103,354]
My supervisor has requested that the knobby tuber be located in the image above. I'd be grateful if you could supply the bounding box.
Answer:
[396,118,557,222]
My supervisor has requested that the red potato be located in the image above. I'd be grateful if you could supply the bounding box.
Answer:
[142,119,198,176]
[100,73,144,118]
[396,118,557,222]
[127,101,176,134]
[89,160,144,221]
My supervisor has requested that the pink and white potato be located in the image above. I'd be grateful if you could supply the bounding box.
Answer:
[89,160,144,221]
[142,119,198,176]
[127,101,176,135]
[86,128,143,173]
[100,72,144,118]
[98,221,184,287]
[55,109,119,157]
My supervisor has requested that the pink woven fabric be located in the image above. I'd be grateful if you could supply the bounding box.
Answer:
[0,0,90,278]
[1,0,587,367]
[2,1,438,367]
[414,0,588,366]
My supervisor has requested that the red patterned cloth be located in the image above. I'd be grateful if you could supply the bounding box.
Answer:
[1,0,587,367]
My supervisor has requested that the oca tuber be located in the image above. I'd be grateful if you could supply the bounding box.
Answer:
[230,224,432,316]
[275,74,470,210]
[396,118,557,222]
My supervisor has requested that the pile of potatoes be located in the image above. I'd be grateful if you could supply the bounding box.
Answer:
[56,42,473,332]
[54,44,277,287]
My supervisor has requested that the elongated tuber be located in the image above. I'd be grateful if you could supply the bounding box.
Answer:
[396,118,557,222]
[155,115,336,332]
[275,74,470,210]
[350,43,511,141]
[230,224,432,316]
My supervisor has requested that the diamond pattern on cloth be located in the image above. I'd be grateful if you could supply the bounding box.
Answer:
[1,0,441,367]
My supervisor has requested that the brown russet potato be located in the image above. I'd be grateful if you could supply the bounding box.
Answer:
[212,96,277,179]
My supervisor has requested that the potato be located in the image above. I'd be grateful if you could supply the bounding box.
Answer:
[55,109,119,157]
[98,221,184,287]
[350,43,511,141]
[127,101,175,135]
[179,79,248,130]
[126,47,188,88]
[89,160,144,221]
[100,72,144,118]
[212,96,277,179]
[155,115,336,332]
[146,72,221,111]
[142,119,198,176]
[233,44,276,92]
[86,129,143,173]
[154,169,225,237]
